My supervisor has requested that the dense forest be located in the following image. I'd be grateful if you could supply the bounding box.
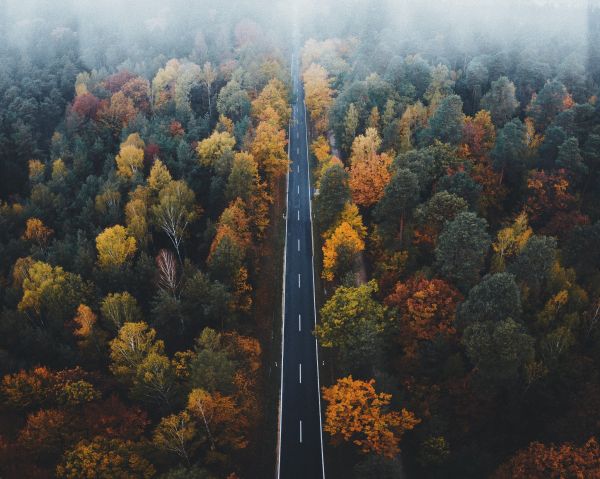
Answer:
[304,1,600,478]
[1,0,600,478]
[0,1,291,477]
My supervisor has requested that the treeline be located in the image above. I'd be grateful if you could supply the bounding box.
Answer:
[302,19,600,479]
[0,5,290,479]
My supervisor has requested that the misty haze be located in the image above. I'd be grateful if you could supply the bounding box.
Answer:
[0,0,599,478]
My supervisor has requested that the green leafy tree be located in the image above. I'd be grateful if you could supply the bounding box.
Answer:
[315,281,386,371]
[481,76,519,126]
[457,273,522,328]
[216,80,250,123]
[508,235,557,295]
[491,118,527,185]
[423,94,464,145]
[180,271,233,330]
[343,103,359,153]
[437,171,482,208]
[414,191,468,246]
[314,164,350,234]
[463,317,534,387]
[528,80,570,130]
[375,168,419,243]
[435,212,491,291]
[556,136,587,182]
[465,57,489,107]
[538,126,567,168]
[189,328,236,394]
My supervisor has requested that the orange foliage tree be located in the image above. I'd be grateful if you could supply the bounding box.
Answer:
[461,110,496,160]
[187,388,249,453]
[97,91,137,134]
[322,376,420,458]
[348,128,392,207]
[492,437,600,479]
[56,436,155,479]
[385,277,462,358]
[22,217,54,247]
[208,199,254,312]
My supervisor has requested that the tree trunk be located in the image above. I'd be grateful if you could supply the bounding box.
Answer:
[197,399,216,451]
[399,212,405,248]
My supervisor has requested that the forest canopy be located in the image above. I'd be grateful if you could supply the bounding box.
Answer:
[0,0,599,478]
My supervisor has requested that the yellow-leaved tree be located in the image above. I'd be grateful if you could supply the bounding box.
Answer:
[95,225,137,269]
[251,78,290,128]
[250,120,289,190]
[115,134,145,179]
[322,376,420,458]
[147,159,172,192]
[196,130,236,173]
[311,136,332,183]
[491,211,532,271]
[303,63,333,136]
[322,221,365,282]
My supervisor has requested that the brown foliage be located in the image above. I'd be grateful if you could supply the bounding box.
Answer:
[386,277,461,357]
[22,218,54,247]
[70,93,100,120]
[525,169,588,237]
[493,437,600,479]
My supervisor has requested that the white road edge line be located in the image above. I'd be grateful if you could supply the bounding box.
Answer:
[276,51,293,479]
[305,88,327,479]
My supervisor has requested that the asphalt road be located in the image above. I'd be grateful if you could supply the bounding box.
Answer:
[277,53,325,479]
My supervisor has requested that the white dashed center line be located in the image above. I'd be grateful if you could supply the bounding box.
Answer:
[298,239,300,252]
[299,420,303,443]
[298,274,301,289]
[299,363,302,383]
[299,314,301,331]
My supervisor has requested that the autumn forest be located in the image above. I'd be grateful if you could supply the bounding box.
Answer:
[1,0,600,478]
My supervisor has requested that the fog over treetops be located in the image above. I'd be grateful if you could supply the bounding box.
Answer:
[1,0,600,478]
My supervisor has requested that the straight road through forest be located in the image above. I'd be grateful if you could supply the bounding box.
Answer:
[277,53,325,479]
